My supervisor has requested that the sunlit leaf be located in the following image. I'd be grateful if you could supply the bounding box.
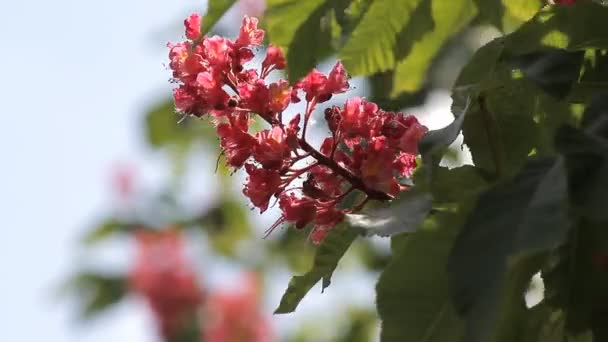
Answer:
[274,224,358,313]
[265,0,337,81]
[339,0,423,76]
[202,0,237,34]
[504,2,608,55]
[391,0,477,96]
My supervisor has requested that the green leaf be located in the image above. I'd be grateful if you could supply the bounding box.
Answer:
[391,0,477,96]
[196,199,252,256]
[202,0,237,34]
[82,219,134,245]
[274,224,358,313]
[473,0,543,33]
[542,221,608,337]
[265,0,337,81]
[377,211,465,342]
[368,71,429,111]
[419,94,470,166]
[428,165,489,204]
[339,0,423,76]
[346,190,432,237]
[507,49,585,99]
[504,2,608,55]
[521,304,594,342]
[555,95,608,222]
[144,98,217,149]
[71,273,128,319]
[448,157,571,342]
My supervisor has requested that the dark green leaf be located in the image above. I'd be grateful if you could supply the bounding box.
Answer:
[428,165,489,204]
[377,211,465,342]
[448,157,570,342]
[274,224,358,313]
[391,0,477,95]
[542,222,608,337]
[504,2,608,55]
[507,49,585,99]
[202,0,237,34]
[339,0,423,76]
[521,304,593,342]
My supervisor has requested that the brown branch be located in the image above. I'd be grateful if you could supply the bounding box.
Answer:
[298,139,391,201]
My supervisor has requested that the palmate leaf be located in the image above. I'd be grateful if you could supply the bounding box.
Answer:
[201,0,237,34]
[450,39,574,177]
[391,0,477,96]
[376,210,466,342]
[448,157,570,342]
[503,2,608,55]
[264,0,338,82]
[339,0,423,76]
[274,224,358,314]
[507,49,585,99]
[473,0,543,33]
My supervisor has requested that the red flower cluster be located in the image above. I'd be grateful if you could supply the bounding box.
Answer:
[203,273,274,342]
[129,229,203,340]
[129,230,274,341]
[168,14,428,243]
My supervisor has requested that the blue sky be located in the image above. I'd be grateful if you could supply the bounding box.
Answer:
[0,1,461,340]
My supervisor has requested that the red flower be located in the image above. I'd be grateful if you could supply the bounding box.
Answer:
[243,164,282,212]
[393,152,417,178]
[311,205,345,244]
[173,85,198,115]
[253,126,291,169]
[217,115,256,168]
[129,229,203,340]
[359,138,401,196]
[382,112,428,154]
[235,16,264,47]
[340,97,380,137]
[325,61,349,95]
[203,273,274,342]
[295,62,349,103]
[296,69,328,102]
[268,80,291,114]
[184,13,202,40]
[203,36,233,72]
[262,45,286,71]
[238,79,270,116]
[279,193,316,228]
